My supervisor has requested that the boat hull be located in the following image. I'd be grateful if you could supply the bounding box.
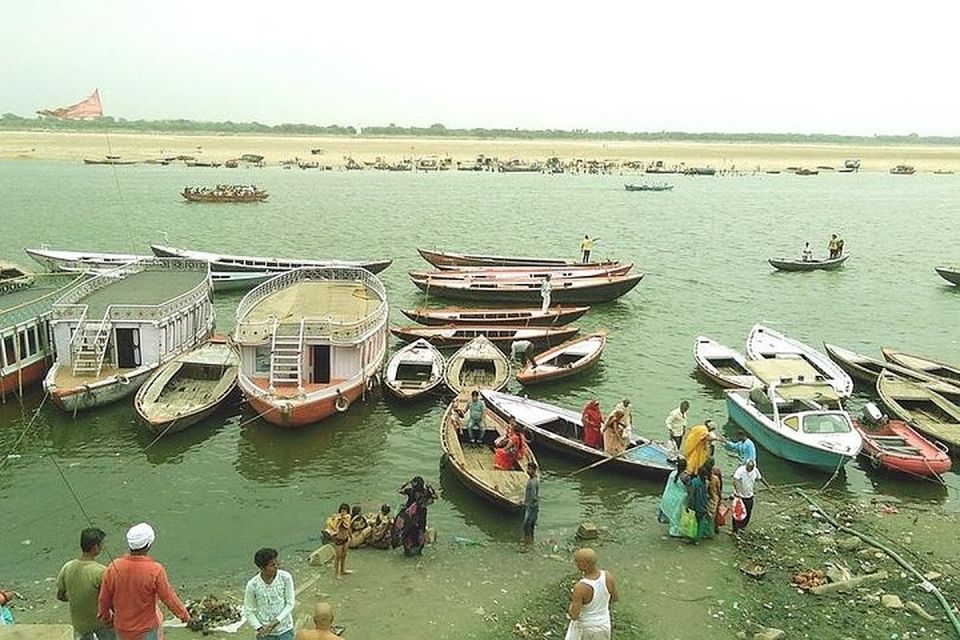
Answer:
[768,255,849,271]
[410,274,643,304]
[725,392,855,472]
[400,306,589,326]
[390,326,579,349]
[419,248,594,268]
[241,376,369,428]
[0,358,49,399]
[935,267,960,286]
[516,332,605,385]
[46,364,156,412]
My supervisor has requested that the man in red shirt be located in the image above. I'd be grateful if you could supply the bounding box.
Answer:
[97,523,190,640]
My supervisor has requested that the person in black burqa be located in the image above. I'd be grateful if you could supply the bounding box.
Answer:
[392,476,437,556]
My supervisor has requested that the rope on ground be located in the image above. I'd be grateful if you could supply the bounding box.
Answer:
[0,392,49,471]
[796,488,960,639]
[818,454,846,492]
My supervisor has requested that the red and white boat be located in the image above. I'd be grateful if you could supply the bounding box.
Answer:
[233,267,388,428]
[854,403,952,477]
[408,263,633,281]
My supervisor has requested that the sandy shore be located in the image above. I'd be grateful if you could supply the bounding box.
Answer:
[3,130,960,172]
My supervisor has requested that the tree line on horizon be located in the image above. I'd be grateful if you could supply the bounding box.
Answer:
[1,112,956,146]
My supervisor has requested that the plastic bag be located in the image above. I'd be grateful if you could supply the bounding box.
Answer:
[679,509,698,539]
[0,605,14,626]
[732,496,747,522]
[716,502,730,527]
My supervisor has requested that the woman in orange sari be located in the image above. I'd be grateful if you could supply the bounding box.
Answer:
[494,419,529,470]
[581,400,603,449]
[682,420,720,474]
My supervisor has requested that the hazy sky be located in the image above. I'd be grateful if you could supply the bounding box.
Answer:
[4,1,959,135]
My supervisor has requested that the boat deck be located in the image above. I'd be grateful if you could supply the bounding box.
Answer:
[243,281,381,325]
[78,271,207,317]
[247,376,345,398]
[1,275,83,327]
[54,364,123,386]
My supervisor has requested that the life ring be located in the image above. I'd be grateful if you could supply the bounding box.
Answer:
[335,390,350,413]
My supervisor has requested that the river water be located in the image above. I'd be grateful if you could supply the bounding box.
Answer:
[1,161,958,638]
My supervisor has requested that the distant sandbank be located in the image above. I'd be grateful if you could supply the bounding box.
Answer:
[3,130,960,172]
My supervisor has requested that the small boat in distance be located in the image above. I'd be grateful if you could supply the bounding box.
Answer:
[853,402,951,477]
[444,335,510,394]
[934,267,960,286]
[400,306,589,327]
[134,337,239,434]
[745,324,854,397]
[481,390,674,478]
[890,164,916,175]
[181,185,269,203]
[83,156,136,165]
[383,339,444,401]
[768,255,848,272]
[624,183,673,192]
[150,244,393,274]
[418,248,607,269]
[693,336,758,389]
[391,325,579,350]
[516,331,606,385]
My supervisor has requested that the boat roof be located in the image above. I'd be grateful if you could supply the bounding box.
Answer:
[60,268,208,317]
[773,383,840,403]
[240,280,382,326]
[747,358,823,384]
[0,275,85,327]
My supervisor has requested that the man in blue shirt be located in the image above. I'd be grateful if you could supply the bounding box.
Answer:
[723,431,757,464]
[464,391,486,445]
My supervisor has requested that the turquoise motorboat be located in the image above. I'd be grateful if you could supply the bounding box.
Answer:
[725,358,862,472]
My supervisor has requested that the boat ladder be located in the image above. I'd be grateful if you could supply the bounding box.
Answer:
[269,318,304,392]
[71,318,113,377]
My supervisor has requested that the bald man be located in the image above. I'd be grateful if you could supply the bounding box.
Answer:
[295,602,339,640]
[565,548,618,640]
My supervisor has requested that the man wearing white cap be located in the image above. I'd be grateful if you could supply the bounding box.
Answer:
[98,523,190,640]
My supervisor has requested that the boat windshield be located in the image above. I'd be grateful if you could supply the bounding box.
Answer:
[802,414,851,435]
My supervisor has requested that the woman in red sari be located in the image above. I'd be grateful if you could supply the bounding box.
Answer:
[494,419,529,470]
[581,400,603,449]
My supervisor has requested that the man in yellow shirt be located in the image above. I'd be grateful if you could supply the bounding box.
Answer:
[579,235,598,263]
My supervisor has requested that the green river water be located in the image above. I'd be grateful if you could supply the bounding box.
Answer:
[1,161,958,639]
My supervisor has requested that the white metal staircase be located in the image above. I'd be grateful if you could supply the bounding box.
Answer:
[71,318,112,377]
[269,319,305,392]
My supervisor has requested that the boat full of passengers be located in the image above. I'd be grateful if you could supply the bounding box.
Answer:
[181,184,269,202]
[233,266,388,428]
[43,259,214,412]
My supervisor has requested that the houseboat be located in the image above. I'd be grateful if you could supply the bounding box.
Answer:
[43,259,214,412]
[233,267,388,428]
[1,275,85,401]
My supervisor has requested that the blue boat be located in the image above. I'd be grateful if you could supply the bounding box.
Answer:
[481,390,674,478]
[725,359,862,473]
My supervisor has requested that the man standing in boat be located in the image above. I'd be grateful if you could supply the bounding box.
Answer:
[580,235,598,263]
[827,234,840,259]
[801,242,813,262]
[665,400,689,452]
[540,275,552,312]
[464,390,487,445]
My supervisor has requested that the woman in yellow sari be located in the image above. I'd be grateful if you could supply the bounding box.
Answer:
[682,420,719,475]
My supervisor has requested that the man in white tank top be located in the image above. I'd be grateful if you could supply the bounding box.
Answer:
[564,548,619,640]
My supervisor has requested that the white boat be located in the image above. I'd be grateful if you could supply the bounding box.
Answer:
[516,331,606,385]
[693,336,758,389]
[44,259,215,412]
[150,244,393,274]
[725,358,862,472]
[134,337,239,433]
[745,324,853,397]
[444,335,510,394]
[24,247,147,272]
[233,267,388,428]
[383,339,444,401]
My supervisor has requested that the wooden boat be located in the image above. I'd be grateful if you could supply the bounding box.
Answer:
[83,156,136,165]
[184,160,221,168]
[768,255,849,271]
[1,275,86,400]
[383,339,444,401]
[822,343,953,387]
[0,262,34,293]
[440,393,538,512]
[877,372,960,451]
[725,359,862,472]
[410,273,644,304]
[683,167,717,176]
[24,247,146,273]
[181,187,268,202]
[400,306,589,327]
[150,244,392,274]
[516,331,606,385]
[693,336,758,389]
[409,263,633,281]
[444,335,510,394]
[624,183,673,192]
[234,267,388,428]
[881,348,960,389]
[745,324,853,397]
[44,259,215,412]
[434,262,624,273]
[481,390,673,477]
[890,165,916,175]
[853,403,951,477]
[934,267,960,286]
[418,248,610,269]
[391,325,579,350]
[134,337,239,434]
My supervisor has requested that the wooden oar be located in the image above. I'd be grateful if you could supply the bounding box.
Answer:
[566,443,644,478]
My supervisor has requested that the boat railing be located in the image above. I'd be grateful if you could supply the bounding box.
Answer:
[234,267,388,342]
[66,307,89,355]
[51,259,211,322]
